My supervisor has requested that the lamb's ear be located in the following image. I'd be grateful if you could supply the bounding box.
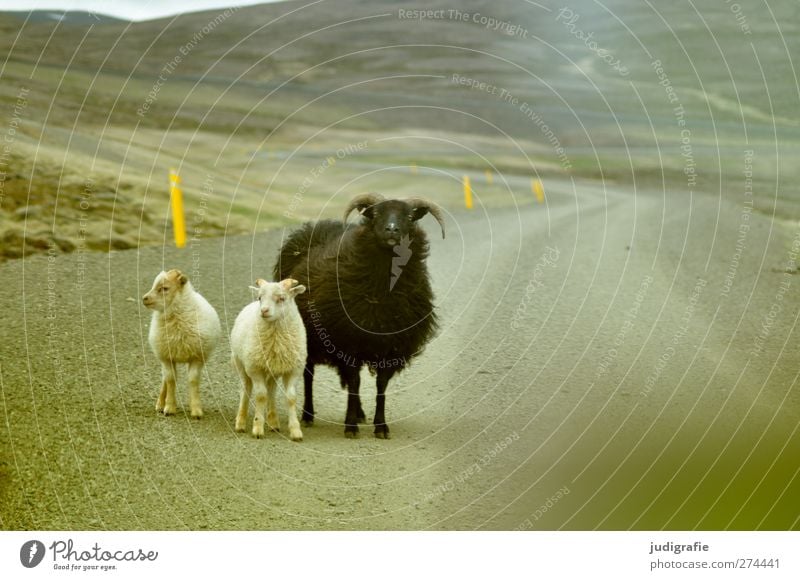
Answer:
[167,269,188,286]
[289,284,306,297]
[343,192,385,223]
[254,278,268,287]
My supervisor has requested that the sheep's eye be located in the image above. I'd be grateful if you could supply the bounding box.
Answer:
[275,296,285,303]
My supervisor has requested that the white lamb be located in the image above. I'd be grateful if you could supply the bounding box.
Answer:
[231,278,307,441]
[142,269,221,418]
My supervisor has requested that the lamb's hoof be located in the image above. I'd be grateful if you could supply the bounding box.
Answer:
[252,426,265,439]
[191,409,203,420]
[162,405,176,416]
[290,430,304,442]
[374,424,391,439]
[344,425,359,438]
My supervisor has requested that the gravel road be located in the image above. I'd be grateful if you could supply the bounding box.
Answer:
[2,181,799,530]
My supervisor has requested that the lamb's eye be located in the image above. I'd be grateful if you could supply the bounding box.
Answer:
[276,296,285,303]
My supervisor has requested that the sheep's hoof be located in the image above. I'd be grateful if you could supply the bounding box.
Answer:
[252,426,265,439]
[344,425,360,438]
[191,409,203,420]
[162,405,176,416]
[301,411,314,426]
[374,424,391,439]
[290,430,304,442]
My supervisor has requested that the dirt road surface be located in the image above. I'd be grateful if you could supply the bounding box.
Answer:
[2,179,799,530]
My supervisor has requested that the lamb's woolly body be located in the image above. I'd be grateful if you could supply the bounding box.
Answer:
[142,271,221,419]
[231,279,307,441]
[231,301,307,376]
[148,283,220,363]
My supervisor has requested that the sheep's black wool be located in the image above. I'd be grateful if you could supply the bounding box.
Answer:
[274,193,445,438]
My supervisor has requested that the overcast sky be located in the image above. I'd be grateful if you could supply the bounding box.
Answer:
[0,0,284,21]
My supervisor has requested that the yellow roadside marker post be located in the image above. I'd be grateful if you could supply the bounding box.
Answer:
[463,175,473,209]
[169,169,186,248]
[485,169,493,185]
[532,178,545,204]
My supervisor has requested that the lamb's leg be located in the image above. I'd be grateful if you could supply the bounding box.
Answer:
[340,365,361,438]
[374,367,396,439]
[187,360,204,419]
[266,375,280,432]
[156,362,168,413]
[282,371,303,442]
[161,360,178,416]
[251,372,268,439]
[233,356,252,433]
[302,361,315,426]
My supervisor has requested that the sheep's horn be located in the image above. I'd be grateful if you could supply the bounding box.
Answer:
[343,192,385,223]
[407,197,446,239]
[280,278,299,290]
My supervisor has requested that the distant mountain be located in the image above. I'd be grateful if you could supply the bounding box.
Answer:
[0,9,127,24]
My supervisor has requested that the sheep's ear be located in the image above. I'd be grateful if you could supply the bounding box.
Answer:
[254,278,268,287]
[177,273,188,286]
[289,284,306,297]
[406,197,446,239]
[410,206,429,221]
[279,278,299,290]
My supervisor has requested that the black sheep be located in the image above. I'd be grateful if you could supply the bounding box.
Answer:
[274,193,445,438]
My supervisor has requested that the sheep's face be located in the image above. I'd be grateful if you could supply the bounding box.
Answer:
[142,269,188,312]
[360,199,428,250]
[250,278,306,321]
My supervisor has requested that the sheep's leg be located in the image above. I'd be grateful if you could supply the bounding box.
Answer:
[373,367,396,439]
[233,356,252,433]
[251,372,269,439]
[339,373,365,423]
[266,374,280,432]
[160,360,178,416]
[283,371,304,442]
[301,361,315,426]
[187,360,204,419]
[340,365,361,438]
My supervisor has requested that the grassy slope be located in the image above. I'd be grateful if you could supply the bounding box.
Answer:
[0,0,798,259]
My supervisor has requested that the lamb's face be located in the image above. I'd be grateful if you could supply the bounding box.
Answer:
[251,278,306,321]
[363,200,427,250]
[143,269,187,312]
